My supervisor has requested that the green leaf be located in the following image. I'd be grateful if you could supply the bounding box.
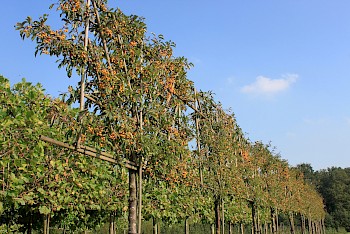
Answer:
[38,188,46,195]
[39,205,51,215]
[0,202,3,215]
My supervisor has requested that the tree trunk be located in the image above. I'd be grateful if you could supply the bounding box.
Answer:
[308,218,312,234]
[316,221,320,234]
[153,218,158,234]
[275,209,279,234]
[289,212,295,234]
[251,202,258,234]
[211,224,215,234]
[222,199,225,234]
[28,222,32,234]
[138,161,143,234]
[270,207,276,234]
[256,209,261,234]
[185,218,190,234]
[300,214,306,234]
[215,198,221,234]
[109,212,116,234]
[281,223,285,234]
[43,214,50,234]
[314,221,317,234]
[27,209,32,234]
[240,223,244,234]
[228,222,233,234]
[321,218,326,234]
[128,169,137,234]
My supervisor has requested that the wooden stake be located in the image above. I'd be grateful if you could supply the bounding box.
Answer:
[39,135,137,170]
[222,198,225,234]
[138,160,142,234]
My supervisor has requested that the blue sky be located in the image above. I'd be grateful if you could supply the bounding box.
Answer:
[1,1,350,170]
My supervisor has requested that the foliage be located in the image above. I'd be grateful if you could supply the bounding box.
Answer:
[0,76,128,232]
[316,167,350,232]
[4,0,328,232]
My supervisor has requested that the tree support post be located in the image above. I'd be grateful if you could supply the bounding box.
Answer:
[215,197,221,234]
[138,159,143,234]
[222,198,225,234]
[128,166,137,234]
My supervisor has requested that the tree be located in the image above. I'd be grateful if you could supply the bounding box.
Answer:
[17,1,194,232]
[0,76,129,233]
[317,167,350,231]
[295,163,315,185]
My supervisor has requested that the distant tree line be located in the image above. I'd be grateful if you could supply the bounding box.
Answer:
[295,163,350,232]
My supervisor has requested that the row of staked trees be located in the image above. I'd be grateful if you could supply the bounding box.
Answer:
[1,0,325,233]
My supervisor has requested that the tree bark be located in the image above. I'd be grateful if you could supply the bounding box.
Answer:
[43,214,50,234]
[128,169,137,234]
[316,221,320,234]
[240,223,244,234]
[215,198,221,234]
[27,209,32,234]
[308,218,312,234]
[281,223,284,234]
[289,212,295,234]
[109,212,116,234]
[314,221,317,234]
[270,207,277,234]
[185,218,190,234]
[138,161,143,234]
[153,218,158,234]
[251,202,258,234]
[300,214,306,234]
[222,199,225,234]
[228,222,232,234]
[321,218,326,234]
[275,209,279,234]
[256,209,261,234]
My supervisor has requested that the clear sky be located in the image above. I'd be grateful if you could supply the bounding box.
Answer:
[1,1,350,170]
